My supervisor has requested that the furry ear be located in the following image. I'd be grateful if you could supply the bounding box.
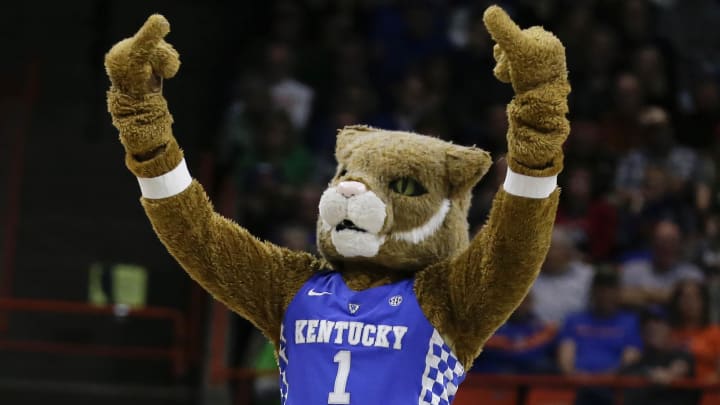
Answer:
[446,145,492,197]
[336,125,375,155]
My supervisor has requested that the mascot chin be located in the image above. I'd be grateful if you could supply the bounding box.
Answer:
[105,5,570,404]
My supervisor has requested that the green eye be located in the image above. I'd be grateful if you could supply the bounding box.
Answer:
[389,178,427,196]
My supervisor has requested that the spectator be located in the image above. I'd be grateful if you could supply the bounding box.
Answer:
[368,1,450,85]
[370,70,438,132]
[253,339,282,405]
[669,280,720,382]
[562,121,617,205]
[695,213,720,325]
[215,73,272,191]
[241,111,315,237]
[569,26,620,120]
[677,78,720,149]
[598,73,644,153]
[616,163,699,253]
[557,166,618,261]
[631,45,675,111]
[448,7,512,140]
[621,220,704,307]
[617,0,659,49]
[473,103,510,157]
[307,89,369,156]
[558,270,642,405]
[295,183,324,231]
[555,3,597,78]
[612,106,711,241]
[657,0,720,76]
[614,106,700,203]
[531,226,594,323]
[622,307,696,405]
[558,270,642,376]
[695,214,720,277]
[471,294,559,374]
[266,43,315,131]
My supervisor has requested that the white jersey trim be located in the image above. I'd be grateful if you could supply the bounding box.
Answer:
[418,330,465,405]
[279,325,290,404]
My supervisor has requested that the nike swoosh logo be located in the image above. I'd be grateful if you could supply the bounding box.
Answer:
[308,289,332,296]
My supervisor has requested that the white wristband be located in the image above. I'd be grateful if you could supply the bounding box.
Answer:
[137,158,192,199]
[503,167,557,199]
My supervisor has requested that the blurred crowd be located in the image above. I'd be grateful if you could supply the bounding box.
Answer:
[212,1,720,403]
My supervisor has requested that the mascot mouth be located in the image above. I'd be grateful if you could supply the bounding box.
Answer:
[335,220,367,233]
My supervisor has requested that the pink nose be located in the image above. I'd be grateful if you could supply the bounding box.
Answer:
[337,181,367,198]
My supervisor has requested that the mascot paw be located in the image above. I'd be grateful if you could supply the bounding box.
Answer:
[104,14,180,98]
[483,5,567,93]
[483,5,570,175]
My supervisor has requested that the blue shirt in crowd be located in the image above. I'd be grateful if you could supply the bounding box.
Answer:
[472,316,559,374]
[559,311,642,373]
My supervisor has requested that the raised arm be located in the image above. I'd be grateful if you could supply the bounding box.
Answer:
[105,15,321,344]
[416,6,569,366]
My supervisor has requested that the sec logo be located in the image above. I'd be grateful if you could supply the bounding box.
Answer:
[388,295,403,306]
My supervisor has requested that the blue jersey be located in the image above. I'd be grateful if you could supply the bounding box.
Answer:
[280,271,465,405]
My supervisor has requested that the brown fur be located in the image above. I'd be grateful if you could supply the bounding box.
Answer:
[415,189,560,366]
[483,6,571,176]
[104,14,180,98]
[105,5,570,370]
[318,126,491,272]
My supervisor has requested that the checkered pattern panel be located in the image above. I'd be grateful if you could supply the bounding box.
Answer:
[278,325,290,405]
[418,330,465,405]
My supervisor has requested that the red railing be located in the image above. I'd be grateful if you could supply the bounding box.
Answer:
[458,374,720,405]
[216,369,720,405]
[0,61,204,379]
[0,298,188,376]
[0,61,39,301]
[464,373,720,390]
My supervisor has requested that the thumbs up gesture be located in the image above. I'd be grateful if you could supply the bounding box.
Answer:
[483,6,567,93]
[105,15,180,98]
[483,6,571,177]
[105,15,184,178]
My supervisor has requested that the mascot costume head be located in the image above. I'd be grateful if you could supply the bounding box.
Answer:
[318,125,491,269]
[105,5,569,403]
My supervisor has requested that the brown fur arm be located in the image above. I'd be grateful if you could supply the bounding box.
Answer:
[420,104,565,367]
[483,5,571,177]
[141,181,322,344]
[110,96,320,343]
[108,91,321,345]
[416,189,559,367]
[416,6,569,368]
[105,16,320,344]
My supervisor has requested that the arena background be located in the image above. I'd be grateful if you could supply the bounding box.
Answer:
[2,0,720,404]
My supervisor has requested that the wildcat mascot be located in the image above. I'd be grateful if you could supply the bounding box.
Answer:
[105,5,569,404]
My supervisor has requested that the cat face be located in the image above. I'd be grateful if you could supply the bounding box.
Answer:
[317,126,492,271]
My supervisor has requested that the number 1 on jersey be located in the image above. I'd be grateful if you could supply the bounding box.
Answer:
[328,350,351,404]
